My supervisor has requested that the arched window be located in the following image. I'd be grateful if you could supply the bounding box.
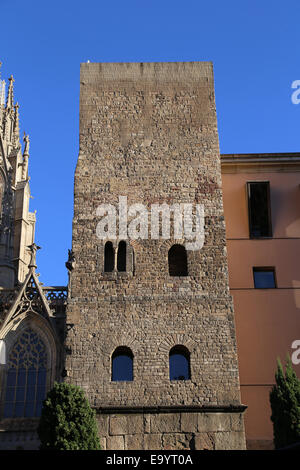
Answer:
[104,241,114,272]
[4,328,48,418]
[111,346,133,381]
[117,241,126,272]
[169,345,191,381]
[168,244,188,276]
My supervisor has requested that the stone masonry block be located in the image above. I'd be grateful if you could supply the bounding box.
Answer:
[143,433,163,450]
[181,412,198,433]
[198,413,231,432]
[151,413,181,434]
[106,435,125,450]
[214,431,247,450]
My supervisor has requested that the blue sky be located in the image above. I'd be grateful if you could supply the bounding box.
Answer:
[1,0,300,286]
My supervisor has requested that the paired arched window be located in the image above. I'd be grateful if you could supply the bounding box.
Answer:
[104,242,114,272]
[104,243,189,276]
[111,346,133,381]
[3,328,48,418]
[104,241,128,273]
[117,241,126,272]
[111,345,191,382]
[169,345,191,380]
[168,245,188,276]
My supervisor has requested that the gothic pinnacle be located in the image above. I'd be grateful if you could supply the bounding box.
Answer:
[13,102,20,147]
[23,132,30,156]
[22,132,30,180]
[6,75,14,110]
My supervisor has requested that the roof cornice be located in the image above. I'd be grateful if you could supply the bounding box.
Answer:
[221,152,300,173]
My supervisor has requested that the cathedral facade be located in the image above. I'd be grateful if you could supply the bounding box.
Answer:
[0,62,247,450]
[0,65,66,449]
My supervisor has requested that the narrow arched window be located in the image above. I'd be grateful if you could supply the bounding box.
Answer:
[169,345,191,380]
[168,244,188,276]
[117,241,126,272]
[112,346,133,381]
[4,328,48,418]
[104,241,114,272]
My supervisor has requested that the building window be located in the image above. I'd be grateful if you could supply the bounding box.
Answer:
[253,267,276,288]
[168,244,188,276]
[104,241,114,272]
[247,181,272,238]
[169,345,191,380]
[117,241,126,272]
[111,347,133,381]
[3,328,47,418]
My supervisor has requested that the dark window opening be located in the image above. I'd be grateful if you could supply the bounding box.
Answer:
[169,345,191,380]
[4,328,47,418]
[168,244,188,276]
[117,241,126,272]
[104,241,114,272]
[112,346,133,381]
[247,182,272,238]
[253,267,276,288]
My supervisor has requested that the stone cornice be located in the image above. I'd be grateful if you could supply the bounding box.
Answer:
[95,404,248,414]
[221,152,300,173]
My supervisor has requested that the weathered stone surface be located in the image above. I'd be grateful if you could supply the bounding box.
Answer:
[99,437,107,450]
[143,433,162,450]
[106,435,125,450]
[110,414,143,435]
[144,414,151,433]
[181,412,198,432]
[214,431,246,450]
[97,415,109,435]
[230,413,245,432]
[110,415,128,435]
[194,432,215,450]
[151,413,181,433]
[198,413,231,432]
[125,434,144,450]
[162,433,193,450]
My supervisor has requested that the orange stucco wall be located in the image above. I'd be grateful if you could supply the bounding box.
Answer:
[222,169,300,448]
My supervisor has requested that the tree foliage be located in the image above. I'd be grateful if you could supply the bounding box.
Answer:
[269,356,300,449]
[37,382,101,450]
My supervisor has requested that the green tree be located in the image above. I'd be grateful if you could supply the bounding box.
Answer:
[269,356,300,449]
[37,382,101,450]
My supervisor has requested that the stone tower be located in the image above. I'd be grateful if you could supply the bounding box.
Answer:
[65,62,246,450]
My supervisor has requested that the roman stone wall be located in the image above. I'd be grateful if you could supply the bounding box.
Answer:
[96,411,246,450]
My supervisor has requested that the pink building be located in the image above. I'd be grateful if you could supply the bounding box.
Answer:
[221,152,300,449]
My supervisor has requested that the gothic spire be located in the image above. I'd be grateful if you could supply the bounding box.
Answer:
[5,75,14,110]
[13,103,20,148]
[0,62,5,107]
[22,132,30,179]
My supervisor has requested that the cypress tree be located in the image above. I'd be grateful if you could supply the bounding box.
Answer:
[269,356,300,449]
[37,382,101,450]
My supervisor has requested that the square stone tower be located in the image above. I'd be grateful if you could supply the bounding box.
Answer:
[65,62,246,450]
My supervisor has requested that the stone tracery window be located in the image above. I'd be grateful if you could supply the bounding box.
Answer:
[3,328,48,418]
